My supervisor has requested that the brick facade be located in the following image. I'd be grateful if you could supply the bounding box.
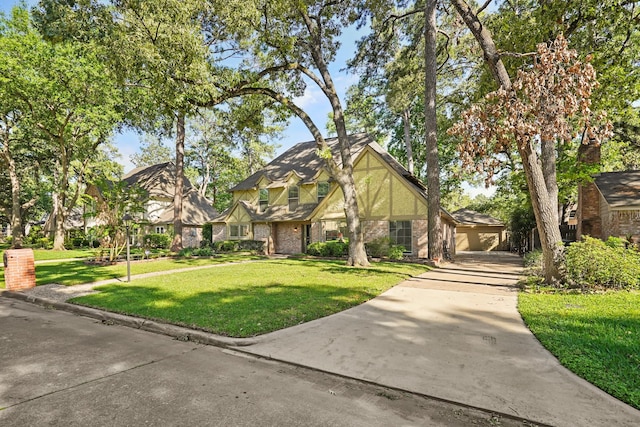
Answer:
[274,223,303,254]
[363,220,388,242]
[253,224,274,254]
[182,227,202,248]
[412,219,429,258]
[3,249,36,291]
[601,207,640,241]
[211,224,226,242]
[577,143,602,239]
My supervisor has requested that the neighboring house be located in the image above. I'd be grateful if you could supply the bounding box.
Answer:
[211,133,457,257]
[452,209,507,251]
[577,170,640,243]
[86,162,218,248]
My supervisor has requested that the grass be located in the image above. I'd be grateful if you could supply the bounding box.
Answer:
[0,247,96,261]
[518,291,640,410]
[71,258,428,337]
[0,253,263,288]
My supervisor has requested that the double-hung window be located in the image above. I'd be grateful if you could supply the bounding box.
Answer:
[259,188,269,212]
[288,185,299,211]
[229,224,249,239]
[389,221,412,253]
[317,181,329,202]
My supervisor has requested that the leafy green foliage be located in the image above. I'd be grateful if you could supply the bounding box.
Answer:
[565,237,640,290]
[144,233,172,250]
[210,240,265,253]
[71,259,428,337]
[519,291,640,409]
[364,237,404,260]
[307,240,349,257]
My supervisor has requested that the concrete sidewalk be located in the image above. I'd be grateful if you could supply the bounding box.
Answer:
[242,252,640,427]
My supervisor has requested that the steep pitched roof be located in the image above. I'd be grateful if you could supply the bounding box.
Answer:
[594,171,640,209]
[123,162,192,199]
[452,209,504,226]
[122,163,217,226]
[229,133,373,192]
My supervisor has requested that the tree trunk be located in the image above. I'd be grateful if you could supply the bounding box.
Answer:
[300,7,369,266]
[451,0,564,282]
[519,141,564,283]
[52,159,67,250]
[541,136,559,225]
[402,109,415,175]
[6,149,24,248]
[171,112,185,252]
[425,0,442,261]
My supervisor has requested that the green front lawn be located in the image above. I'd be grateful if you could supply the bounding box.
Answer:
[0,254,263,288]
[71,259,427,337]
[0,247,96,262]
[519,291,640,409]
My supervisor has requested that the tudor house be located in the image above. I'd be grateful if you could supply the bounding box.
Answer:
[85,162,218,248]
[211,133,456,257]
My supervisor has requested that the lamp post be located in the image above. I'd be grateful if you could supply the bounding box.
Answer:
[122,213,133,282]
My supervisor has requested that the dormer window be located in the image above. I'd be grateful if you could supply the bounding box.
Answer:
[259,188,269,212]
[317,181,329,202]
[288,185,299,211]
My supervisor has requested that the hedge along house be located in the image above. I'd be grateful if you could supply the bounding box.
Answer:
[211,133,457,257]
[452,209,507,251]
[86,162,218,248]
[578,170,640,243]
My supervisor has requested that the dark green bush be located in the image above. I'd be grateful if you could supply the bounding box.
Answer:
[144,233,172,249]
[307,240,348,257]
[179,247,215,257]
[365,237,391,257]
[566,236,640,290]
[210,240,265,253]
[202,224,212,243]
[388,245,405,260]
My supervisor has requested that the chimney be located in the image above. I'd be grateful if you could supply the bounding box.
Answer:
[576,143,602,240]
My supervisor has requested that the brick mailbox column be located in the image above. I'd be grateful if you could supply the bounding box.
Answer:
[3,248,36,291]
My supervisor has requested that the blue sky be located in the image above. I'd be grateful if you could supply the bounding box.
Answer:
[1,0,360,173]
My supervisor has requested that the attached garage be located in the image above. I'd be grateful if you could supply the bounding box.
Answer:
[453,209,507,251]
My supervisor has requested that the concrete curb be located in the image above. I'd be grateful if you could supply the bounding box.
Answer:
[0,291,257,348]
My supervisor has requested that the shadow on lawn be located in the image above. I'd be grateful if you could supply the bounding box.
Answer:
[71,280,381,338]
[279,258,427,278]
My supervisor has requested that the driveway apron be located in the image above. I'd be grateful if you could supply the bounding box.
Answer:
[242,252,640,427]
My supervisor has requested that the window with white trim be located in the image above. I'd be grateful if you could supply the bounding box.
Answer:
[389,221,412,253]
[155,226,165,234]
[288,185,299,211]
[229,224,249,239]
[259,188,269,212]
[317,181,329,202]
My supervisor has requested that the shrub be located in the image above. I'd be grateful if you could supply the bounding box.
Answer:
[307,240,348,257]
[202,224,212,243]
[144,233,172,249]
[388,245,405,260]
[179,247,215,257]
[365,237,391,258]
[210,240,265,253]
[566,236,640,290]
[36,237,52,249]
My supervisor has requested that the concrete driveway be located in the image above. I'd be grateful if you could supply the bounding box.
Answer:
[243,251,640,427]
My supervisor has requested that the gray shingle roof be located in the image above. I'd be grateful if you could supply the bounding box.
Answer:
[594,171,640,209]
[452,209,504,226]
[123,163,217,226]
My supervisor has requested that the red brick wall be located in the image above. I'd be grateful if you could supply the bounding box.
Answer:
[577,144,602,239]
[4,249,36,291]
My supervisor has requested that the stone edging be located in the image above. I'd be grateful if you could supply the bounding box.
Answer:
[0,290,257,348]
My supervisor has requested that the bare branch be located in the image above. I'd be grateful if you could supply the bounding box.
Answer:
[476,0,493,15]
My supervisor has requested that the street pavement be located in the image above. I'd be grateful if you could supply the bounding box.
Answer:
[0,297,524,427]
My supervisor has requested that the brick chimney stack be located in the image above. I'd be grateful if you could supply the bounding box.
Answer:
[576,143,602,240]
